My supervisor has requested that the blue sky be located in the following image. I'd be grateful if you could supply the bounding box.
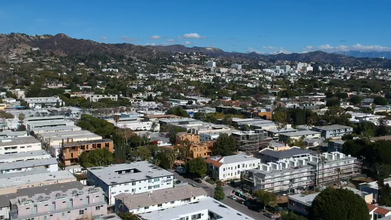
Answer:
[1,0,391,53]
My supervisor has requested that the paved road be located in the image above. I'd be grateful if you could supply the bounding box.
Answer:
[173,173,271,220]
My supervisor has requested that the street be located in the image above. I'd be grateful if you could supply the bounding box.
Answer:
[173,173,271,220]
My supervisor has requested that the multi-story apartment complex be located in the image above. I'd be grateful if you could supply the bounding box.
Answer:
[139,197,254,220]
[206,154,261,181]
[0,170,77,195]
[0,181,84,220]
[278,130,321,143]
[232,131,270,152]
[0,150,51,164]
[87,161,174,205]
[114,185,208,214]
[23,96,63,109]
[312,124,353,139]
[0,137,42,155]
[189,141,213,158]
[60,139,114,166]
[241,151,360,193]
[0,158,58,174]
[176,133,200,144]
[10,186,107,220]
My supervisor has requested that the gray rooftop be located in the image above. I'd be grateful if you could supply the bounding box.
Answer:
[139,197,255,220]
[213,154,260,164]
[0,181,83,208]
[289,193,320,206]
[115,185,207,210]
[0,136,40,147]
[0,150,50,161]
[38,130,101,141]
[87,161,174,186]
[279,130,320,137]
[313,124,353,131]
[0,158,57,171]
[260,148,313,159]
[0,170,76,189]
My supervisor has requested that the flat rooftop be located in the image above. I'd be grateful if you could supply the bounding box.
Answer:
[0,136,40,147]
[38,130,101,141]
[0,150,50,161]
[115,185,207,210]
[279,130,320,137]
[260,148,313,159]
[139,197,255,220]
[87,161,174,186]
[62,139,112,148]
[0,181,83,208]
[0,158,57,171]
[32,125,81,133]
[289,193,320,206]
[313,124,353,131]
[0,170,76,189]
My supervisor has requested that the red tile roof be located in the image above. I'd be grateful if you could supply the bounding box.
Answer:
[205,158,223,168]
[375,207,391,216]
[367,204,377,212]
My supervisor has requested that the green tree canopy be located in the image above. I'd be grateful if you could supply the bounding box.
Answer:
[308,188,369,220]
[214,181,225,201]
[77,114,115,138]
[79,148,114,167]
[349,96,363,105]
[374,96,388,105]
[186,157,207,177]
[166,107,189,117]
[117,212,139,220]
[326,98,340,107]
[253,190,276,209]
[212,134,237,156]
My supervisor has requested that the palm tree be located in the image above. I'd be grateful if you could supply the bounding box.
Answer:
[114,115,120,127]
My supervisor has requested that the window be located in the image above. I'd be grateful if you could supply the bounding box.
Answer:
[79,210,84,215]
[132,189,136,192]
[132,182,136,186]
[154,178,160,181]
[145,206,149,209]
[158,204,162,207]
[148,186,152,189]
[95,206,101,211]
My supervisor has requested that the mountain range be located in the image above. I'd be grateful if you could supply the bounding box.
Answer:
[1,33,390,68]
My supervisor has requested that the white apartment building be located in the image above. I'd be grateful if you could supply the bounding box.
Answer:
[278,130,321,143]
[114,185,207,214]
[206,154,261,181]
[241,151,360,193]
[0,150,51,164]
[0,157,58,174]
[139,197,254,220]
[23,96,63,109]
[87,161,174,205]
[0,136,42,155]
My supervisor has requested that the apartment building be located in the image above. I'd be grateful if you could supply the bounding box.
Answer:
[241,151,360,193]
[10,186,107,220]
[87,161,174,205]
[60,139,114,166]
[206,154,261,181]
[232,131,270,152]
[26,116,74,133]
[259,148,313,163]
[176,133,200,144]
[23,96,63,109]
[189,141,214,158]
[312,124,353,139]
[278,130,321,143]
[0,181,84,220]
[0,131,28,139]
[0,137,42,155]
[139,197,254,220]
[0,170,76,195]
[114,185,207,214]
[0,158,58,174]
[0,150,51,164]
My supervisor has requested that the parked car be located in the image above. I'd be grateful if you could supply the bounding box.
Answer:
[228,195,237,200]
[236,198,245,204]
[194,178,202,183]
[263,212,276,219]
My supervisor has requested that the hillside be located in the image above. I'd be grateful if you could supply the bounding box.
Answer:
[0,33,390,67]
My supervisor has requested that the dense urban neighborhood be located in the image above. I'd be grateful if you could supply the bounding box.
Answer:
[0,32,391,220]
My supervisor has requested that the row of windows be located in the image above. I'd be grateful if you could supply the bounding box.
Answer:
[222,163,258,171]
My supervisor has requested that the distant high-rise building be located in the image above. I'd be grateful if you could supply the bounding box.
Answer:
[206,61,216,68]
[231,63,242,70]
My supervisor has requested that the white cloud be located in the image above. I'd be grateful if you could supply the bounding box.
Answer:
[99,36,107,40]
[183,41,192,45]
[120,36,138,42]
[178,33,206,39]
[304,44,391,52]
[149,35,161,40]
[262,46,277,50]
[145,43,157,46]
[167,39,175,43]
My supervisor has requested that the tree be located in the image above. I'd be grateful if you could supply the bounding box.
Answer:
[187,157,207,177]
[308,188,369,220]
[378,182,391,206]
[214,181,225,200]
[18,113,25,123]
[273,108,288,129]
[281,211,308,220]
[211,134,236,156]
[349,96,362,105]
[374,96,388,105]
[253,190,276,210]
[79,148,114,167]
[336,92,348,99]
[156,148,176,169]
[114,115,120,127]
[166,107,189,117]
[117,212,139,220]
[326,98,340,107]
